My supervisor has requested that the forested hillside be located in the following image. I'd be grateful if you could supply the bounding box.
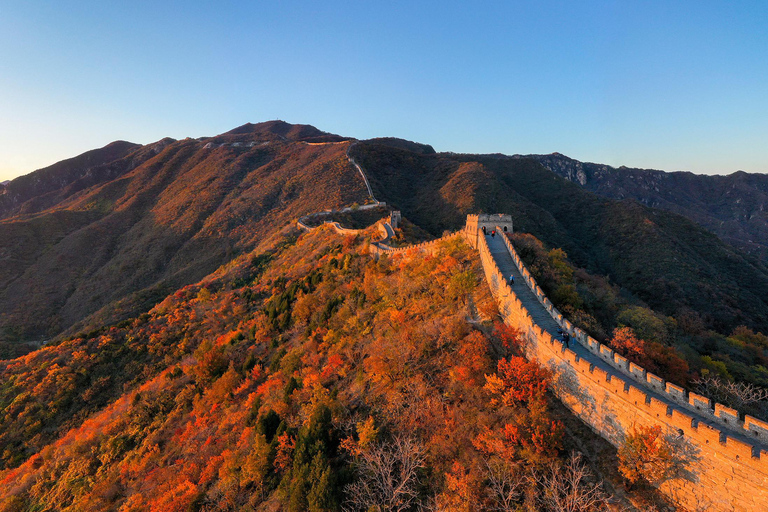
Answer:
[0,122,367,352]
[522,152,768,261]
[0,226,661,511]
[350,140,768,336]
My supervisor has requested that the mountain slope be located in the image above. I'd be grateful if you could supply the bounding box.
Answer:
[522,152,768,260]
[350,141,768,334]
[0,123,368,347]
[0,140,150,219]
[0,227,657,511]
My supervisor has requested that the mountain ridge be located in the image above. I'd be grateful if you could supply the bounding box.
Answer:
[517,152,768,260]
[0,122,369,349]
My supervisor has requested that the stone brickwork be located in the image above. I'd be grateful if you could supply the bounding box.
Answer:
[390,210,401,229]
[369,231,463,259]
[473,218,768,511]
[464,214,513,248]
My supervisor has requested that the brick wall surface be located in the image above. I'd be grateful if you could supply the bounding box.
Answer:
[473,223,768,512]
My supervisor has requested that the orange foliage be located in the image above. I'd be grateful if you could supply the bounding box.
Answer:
[485,356,552,406]
[610,327,690,385]
[274,431,295,472]
[451,331,491,387]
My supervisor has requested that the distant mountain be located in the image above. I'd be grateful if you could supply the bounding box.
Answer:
[0,122,366,347]
[350,141,768,334]
[0,140,146,219]
[5,122,768,348]
[517,153,768,261]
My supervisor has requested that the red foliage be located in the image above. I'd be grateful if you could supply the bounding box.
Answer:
[610,327,690,385]
[485,356,552,406]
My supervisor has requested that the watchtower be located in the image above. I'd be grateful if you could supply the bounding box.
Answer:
[390,210,401,229]
[464,213,513,247]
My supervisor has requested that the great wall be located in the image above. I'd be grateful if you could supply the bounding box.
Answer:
[303,211,768,511]
[296,150,768,510]
[470,214,768,512]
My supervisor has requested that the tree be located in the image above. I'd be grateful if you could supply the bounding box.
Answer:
[617,425,675,487]
[484,459,527,512]
[343,437,426,512]
[693,375,768,418]
[485,356,552,406]
[536,452,608,512]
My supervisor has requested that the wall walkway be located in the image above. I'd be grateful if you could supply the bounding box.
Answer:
[480,229,768,511]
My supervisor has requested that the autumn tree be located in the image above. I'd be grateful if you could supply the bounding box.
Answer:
[618,425,678,487]
[343,437,426,512]
[535,452,608,512]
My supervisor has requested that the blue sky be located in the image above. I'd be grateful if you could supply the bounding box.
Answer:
[1,0,766,181]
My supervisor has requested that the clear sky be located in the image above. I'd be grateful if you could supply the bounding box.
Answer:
[1,0,767,181]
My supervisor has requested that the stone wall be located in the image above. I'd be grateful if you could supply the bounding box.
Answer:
[465,214,513,248]
[369,231,464,259]
[476,226,768,512]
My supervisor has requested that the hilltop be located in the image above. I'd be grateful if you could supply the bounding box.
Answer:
[4,122,768,354]
[0,122,368,351]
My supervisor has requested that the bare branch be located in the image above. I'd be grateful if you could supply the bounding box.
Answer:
[343,436,426,512]
[535,452,609,512]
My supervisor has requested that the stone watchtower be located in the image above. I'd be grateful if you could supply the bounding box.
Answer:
[464,213,513,248]
[390,210,401,229]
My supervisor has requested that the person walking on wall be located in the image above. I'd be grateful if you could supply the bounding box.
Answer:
[482,226,487,235]
[509,274,515,285]
[562,332,570,349]
[491,230,496,238]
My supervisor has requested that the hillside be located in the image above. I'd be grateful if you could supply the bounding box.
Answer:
[0,122,368,350]
[350,140,768,335]
[520,152,768,261]
[0,226,666,511]
[0,141,144,219]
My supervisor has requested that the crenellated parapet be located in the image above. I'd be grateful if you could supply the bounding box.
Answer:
[369,231,464,259]
[464,214,513,248]
[475,220,768,511]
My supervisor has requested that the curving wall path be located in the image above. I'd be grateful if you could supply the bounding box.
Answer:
[304,204,768,509]
[477,226,768,512]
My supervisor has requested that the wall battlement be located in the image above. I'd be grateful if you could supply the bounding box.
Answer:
[464,214,513,248]
[475,220,768,511]
[369,231,463,259]
[309,210,768,508]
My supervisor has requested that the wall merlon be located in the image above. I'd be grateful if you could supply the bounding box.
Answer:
[745,416,768,443]
[725,436,756,460]
[649,396,671,417]
[665,382,686,403]
[696,422,725,445]
[629,362,646,380]
[591,366,608,383]
[647,372,665,392]
[689,392,713,413]
[670,409,695,431]
[613,353,629,371]
[574,358,593,374]
[599,344,613,361]
[607,374,628,394]
[563,348,579,364]
[715,403,741,426]
[628,385,648,405]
